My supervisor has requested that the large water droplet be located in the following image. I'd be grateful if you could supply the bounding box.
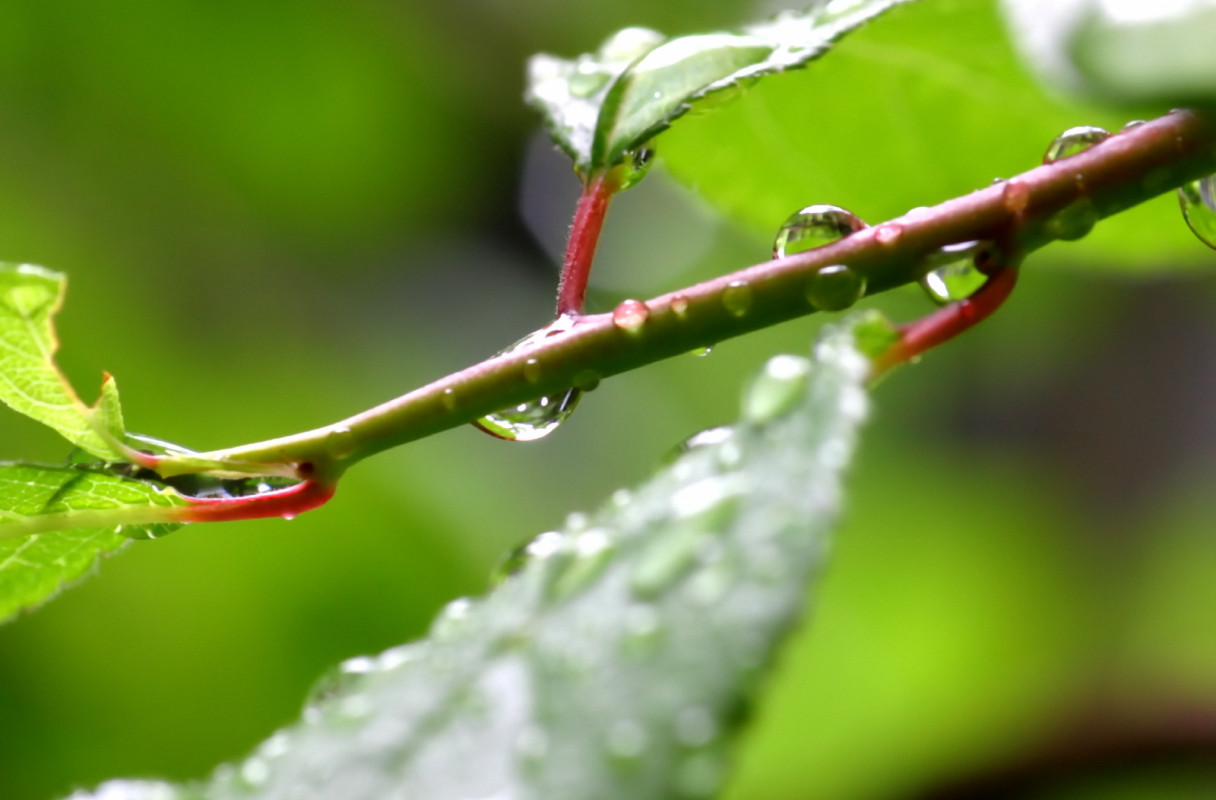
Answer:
[743,354,812,424]
[617,141,656,191]
[1178,174,1216,249]
[919,241,988,305]
[473,315,581,442]
[1043,125,1110,163]
[805,264,866,311]
[772,204,866,258]
[572,369,601,392]
[474,389,581,442]
[613,298,650,334]
[721,281,752,318]
[1046,197,1098,241]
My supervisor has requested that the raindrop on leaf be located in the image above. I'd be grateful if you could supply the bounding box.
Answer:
[1178,174,1216,250]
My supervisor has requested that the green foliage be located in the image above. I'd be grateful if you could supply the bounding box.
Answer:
[63,317,873,800]
[0,264,127,459]
[658,0,1207,268]
[526,0,911,174]
[0,463,184,620]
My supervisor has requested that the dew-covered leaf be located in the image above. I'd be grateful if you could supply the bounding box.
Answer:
[0,263,128,459]
[527,0,914,174]
[659,0,1207,270]
[1002,0,1216,106]
[0,463,185,622]
[63,314,876,800]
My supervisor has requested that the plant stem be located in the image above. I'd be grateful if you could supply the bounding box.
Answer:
[556,171,617,316]
[173,109,1216,476]
[871,266,1020,379]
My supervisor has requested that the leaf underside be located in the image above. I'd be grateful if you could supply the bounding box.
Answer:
[0,463,185,622]
[65,314,877,800]
[526,0,913,174]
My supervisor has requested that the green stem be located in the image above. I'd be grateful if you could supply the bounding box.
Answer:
[168,110,1216,477]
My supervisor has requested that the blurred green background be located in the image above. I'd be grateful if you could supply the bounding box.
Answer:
[1,1,1215,798]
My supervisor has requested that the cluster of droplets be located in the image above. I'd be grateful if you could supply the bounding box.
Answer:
[771,204,868,312]
[473,315,583,442]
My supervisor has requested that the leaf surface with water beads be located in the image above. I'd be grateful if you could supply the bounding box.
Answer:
[61,314,879,800]
[0,263,129,460]
[526,0,914,175]
[0,463,185,622]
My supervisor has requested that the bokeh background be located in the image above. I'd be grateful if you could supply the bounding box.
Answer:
[1,1,1215,798]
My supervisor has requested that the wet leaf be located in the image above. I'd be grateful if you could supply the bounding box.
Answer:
[0,463,185,622]
[1003,0,1216,105]
[527,0,914,174]
[62,315,875,800]
[0,263,127,460]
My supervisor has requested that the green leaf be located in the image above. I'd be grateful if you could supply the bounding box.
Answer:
[63,316,874,800]
[526,0,914,174]
[1001,0,1216,106]
[0,463,185,622]
[0,263,127,459]
[659,0,1206,269]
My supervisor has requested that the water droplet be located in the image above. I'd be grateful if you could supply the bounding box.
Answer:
[572,369,601,392]
[631,526,706,599]
[772,204,866,257]
[474,315,582,441]
[743,354,811,424]
[919,241,988,304]
[670,294,690,318]
[523,358,542,383]
[1178,174,1216,249]
[491,530,564,585]
[1046,197,1098,241]
[1122,119,1146,132]
[240,757,271,787]
[1002,179,1031,216]
[327,426,355,460]
[689,345,712,357]
[805,264,866,311]
[474,389,581,441]
[663,426,734,464]
[430,597,476,641]
[548,528,615,600]
[606,719,648,768]
[873,222,902,245]
[674,706,719,748]
[441,387,457,411]
[281,512,296,521]
[618,141,656,191]
[1043,125,1110,163]
[568,60,612,98]
[721,281,752,318]
[613,298,650,334]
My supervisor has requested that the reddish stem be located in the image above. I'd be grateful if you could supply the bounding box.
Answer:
[556,172,617,316]
[872,267,1019,378]
[180,480,335,523]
